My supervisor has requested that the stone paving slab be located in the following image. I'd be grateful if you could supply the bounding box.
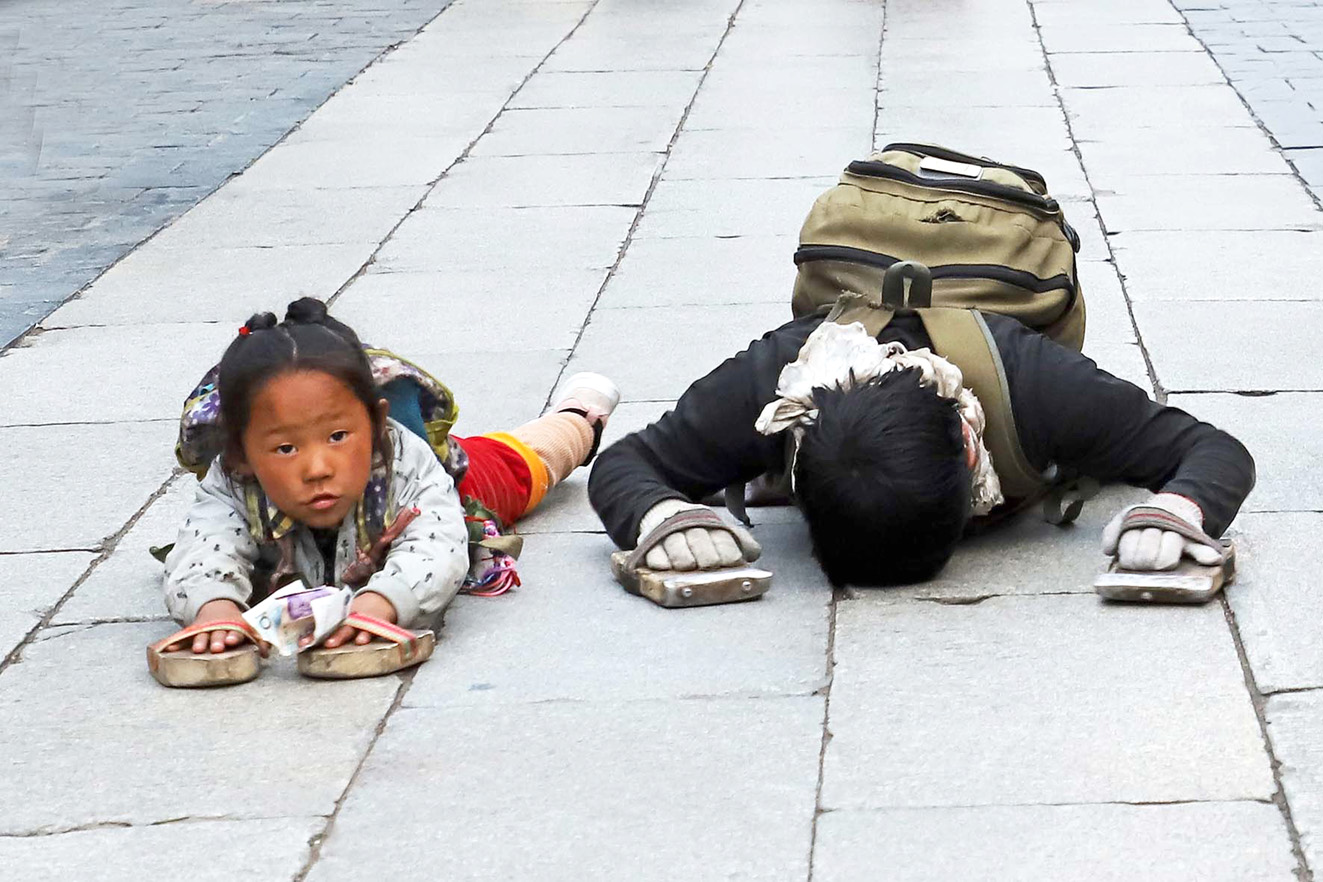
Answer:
[406,523,829,707]
[0,622,397,835]
[1078,127,1292,185]
[1039,22,1204,53]
[662,127,869,180]
[1135,301,1323,391]
[822,594,1273,809]
[374,205,635,273]
[567,302,791,401]
[597,235,798,307]
[1032,0,1184,27]
[509,70,705,109]
[153,185,427,249]
[0,551,95,661]
[1051,50,1227,87]
[471,106,687,157]
[0,421,173,553]
[877,485,1146,604]
[428,152,662,208]
[1061,85,1255,138]
[0,323,235,425]
[53,477,195,626]
[1076,261,1139,344]
[877,69,1058,107]
[1113,230,1323,301]
[1094,175,1322,232]
[1266,691,1323,873]
[814,801,1297,882]
[632,177,837,239]
[1167,393,1319,514]
[1226,512,1323,694]
[42,242,376,327]
[0,817,324,882]
[332,268,605,355]
[306,697,822,881]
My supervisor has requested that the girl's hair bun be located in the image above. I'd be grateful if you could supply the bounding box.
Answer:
[285,297,329,325]
[244,312,278,332]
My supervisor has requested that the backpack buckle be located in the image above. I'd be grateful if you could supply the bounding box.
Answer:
[881,261,933,311]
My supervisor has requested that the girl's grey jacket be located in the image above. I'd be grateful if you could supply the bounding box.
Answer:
[163,421,469,628]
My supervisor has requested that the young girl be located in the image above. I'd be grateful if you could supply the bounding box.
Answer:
[148,298,618,687]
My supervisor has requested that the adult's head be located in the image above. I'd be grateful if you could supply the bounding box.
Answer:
[793,368,973,586]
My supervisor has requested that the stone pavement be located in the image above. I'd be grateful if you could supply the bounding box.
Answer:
[0,0,457,347]
[0,0,1320,878]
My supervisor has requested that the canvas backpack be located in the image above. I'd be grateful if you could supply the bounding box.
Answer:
[761,145,1094,523]
[793,143,1085,351]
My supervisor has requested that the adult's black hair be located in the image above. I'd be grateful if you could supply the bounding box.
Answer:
[794,369,972,587]
[217,297,383,464]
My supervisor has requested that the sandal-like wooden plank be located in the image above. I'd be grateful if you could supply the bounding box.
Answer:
[297,612,435,680]
[612,509,771,608]
[146,620,264,688]
[1095,544,1236,604]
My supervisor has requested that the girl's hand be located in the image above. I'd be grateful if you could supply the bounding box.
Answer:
[168,599,248,654]
[320,591,397,649]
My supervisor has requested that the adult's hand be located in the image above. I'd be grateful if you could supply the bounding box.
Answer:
[1101,493,1224,571]
[638,499,761,571]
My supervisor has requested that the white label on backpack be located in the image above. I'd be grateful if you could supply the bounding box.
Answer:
[918,156,983,179]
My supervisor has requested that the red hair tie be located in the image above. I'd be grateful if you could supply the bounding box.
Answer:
[238,326,251,336]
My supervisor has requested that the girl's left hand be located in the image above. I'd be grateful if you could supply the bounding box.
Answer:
[319,591,398,648]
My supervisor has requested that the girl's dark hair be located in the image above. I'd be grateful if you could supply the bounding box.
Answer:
[217,298,383,463]
[794,369,972,587]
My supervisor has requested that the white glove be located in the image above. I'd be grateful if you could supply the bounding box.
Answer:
[638,499,761,572]
[1101,493,1224,571]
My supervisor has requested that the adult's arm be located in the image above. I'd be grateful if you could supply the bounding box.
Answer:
[589,316,823,548]
[991,315,1255,537]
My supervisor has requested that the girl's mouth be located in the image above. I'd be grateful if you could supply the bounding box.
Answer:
[308,494,340,511]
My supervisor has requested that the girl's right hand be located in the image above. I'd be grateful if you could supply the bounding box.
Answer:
[166,599,249,654]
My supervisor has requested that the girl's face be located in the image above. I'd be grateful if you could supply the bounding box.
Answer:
[239,370,383,529]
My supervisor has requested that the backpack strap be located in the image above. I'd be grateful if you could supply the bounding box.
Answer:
[913,308,1046,501]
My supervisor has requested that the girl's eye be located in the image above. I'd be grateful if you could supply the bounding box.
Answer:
[275,444,296,455]
[329,430,349,443]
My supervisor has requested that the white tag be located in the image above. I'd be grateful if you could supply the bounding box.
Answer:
[918,156,983,179]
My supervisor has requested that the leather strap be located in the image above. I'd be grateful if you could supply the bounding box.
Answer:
[151,619,263,653]
[1120,506,1227,560]
[624,509,754,576]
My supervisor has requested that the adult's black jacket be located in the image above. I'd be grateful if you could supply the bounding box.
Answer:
[588,312,1255,548]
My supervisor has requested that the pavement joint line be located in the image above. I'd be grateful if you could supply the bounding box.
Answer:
[1219,593,1314,881]
[808,9,887,870]
[292,662,419,882]
[806,586,841,882]
[1262,685,1323,697]
[0,471,182,676]
[292,6,614,876]
[1026,2,1165,404]
[0,418,177,429]
[0,2,463,358]
[818,796,1277,812]
[539,0,750,415]
[1171,5,1323,215]
[1,813,326,840]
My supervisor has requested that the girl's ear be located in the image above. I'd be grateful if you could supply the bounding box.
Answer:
[224,447,253,477]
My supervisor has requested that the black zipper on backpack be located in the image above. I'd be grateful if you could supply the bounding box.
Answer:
[844,156,1080,253]
[794,244,1078,297]
[881,142,1049,192]
[846,159,1061,214]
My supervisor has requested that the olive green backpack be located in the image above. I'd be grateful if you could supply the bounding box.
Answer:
[737,145,1094,524]
[793,143,1085,350]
